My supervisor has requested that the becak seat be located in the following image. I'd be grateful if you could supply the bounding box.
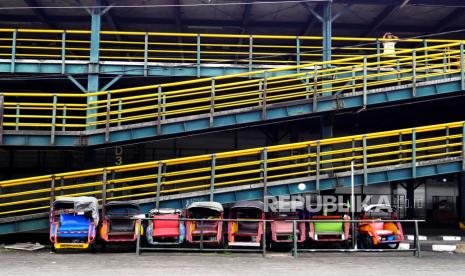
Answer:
[192,221,219,235]
[109,218,135,233]
[152,214,180,237]
[58,214,90,238]
[274,221,300,234]
[372,222,394,236]
[236,221,259,235]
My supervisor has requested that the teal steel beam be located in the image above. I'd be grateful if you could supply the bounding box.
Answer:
[101,74,123,91]
[322,0,332,63]
[66,75,87,93]
[300,3,322,36]
[86,1,102,130]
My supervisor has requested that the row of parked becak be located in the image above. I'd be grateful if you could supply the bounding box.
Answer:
[49,197,404,251]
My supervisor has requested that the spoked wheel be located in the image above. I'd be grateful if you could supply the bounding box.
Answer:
[358,234,373,249]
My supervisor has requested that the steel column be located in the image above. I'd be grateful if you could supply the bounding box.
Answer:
[412,49,417,97]
[50,175,56,207]
[296,37,301,73]
[155,162,164,209]
[423,40,429,76]
[249,35,253,74]
[261,148,268,202]
[62,105,67,131]
[362,134,368,186]
[15,103,19,131]
[462,122,465,172]
[210,79,215,128]
[210,154,216,201]
[136,218,141,256]
[292,220,298,258]
[414,220,421,257]
[117,99,122,127]
[363,57,367,109]
[320,115,333,139]
[305,72,310,99]
[104,92,111,143]
[61,31,66,74]
[322,0,332,63]
[144,32,149,77]
[412,128,417,178]
[313,67,318,111]
[262,71,268,120]
[0,94,3,145]
[460,42,464,90]
[376,39,380,78]
[86,3,102,129]
[157,85,162,135]
[10,29,17,73]
[50,94,57,145]
[316,140,321,192]
[101,168,108,212]
[196,34,201,77]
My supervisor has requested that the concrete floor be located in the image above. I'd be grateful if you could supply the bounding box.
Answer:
[1,250,465,276]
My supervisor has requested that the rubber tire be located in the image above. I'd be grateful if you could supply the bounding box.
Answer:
[383,242,399,249]
[358,234,374,249]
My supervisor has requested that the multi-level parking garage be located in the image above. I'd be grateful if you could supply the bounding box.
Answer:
[0,0,464,237]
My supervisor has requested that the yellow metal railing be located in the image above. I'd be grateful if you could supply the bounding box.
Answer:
[0,121,464,217]
[1,41,463,137]
[0,28,460,68]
